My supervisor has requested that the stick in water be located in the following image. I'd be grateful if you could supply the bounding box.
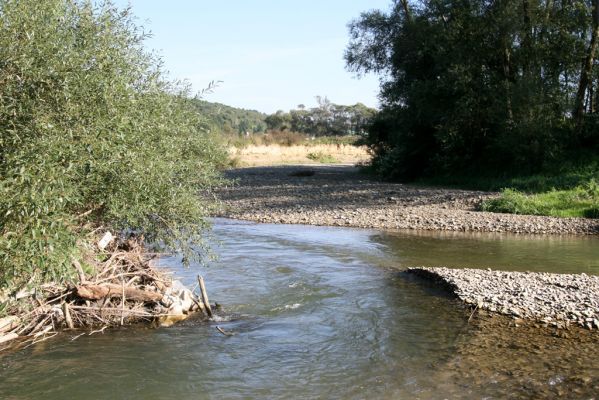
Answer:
[216,326,234,336]
[197,275,213,317]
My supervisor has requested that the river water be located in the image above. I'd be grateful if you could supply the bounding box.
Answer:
[1,218,598,399]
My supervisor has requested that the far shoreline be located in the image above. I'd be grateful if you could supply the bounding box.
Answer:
[214,164,599,236]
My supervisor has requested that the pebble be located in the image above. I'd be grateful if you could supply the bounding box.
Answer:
[408,267,599,330]
[214,165,599,235]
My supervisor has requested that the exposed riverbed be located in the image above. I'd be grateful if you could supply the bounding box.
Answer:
[216,165,599,235]
[1,219,598,399]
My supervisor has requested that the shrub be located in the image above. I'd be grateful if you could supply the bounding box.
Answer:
[0,0,226,289]
[306,152,338,164]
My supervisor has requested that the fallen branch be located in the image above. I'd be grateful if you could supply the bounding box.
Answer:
[72,258,87,284]
[198,275,213,317]
[216,326,234,336]
[0,316,20,333]
[88,326,108,336]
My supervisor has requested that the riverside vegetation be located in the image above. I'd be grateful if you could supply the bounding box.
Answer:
[346,0,599,220]
[0,0,226,344]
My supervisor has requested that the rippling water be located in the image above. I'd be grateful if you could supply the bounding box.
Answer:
[1,219,598,399]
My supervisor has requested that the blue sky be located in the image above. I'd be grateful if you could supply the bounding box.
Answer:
[112,1,390,113]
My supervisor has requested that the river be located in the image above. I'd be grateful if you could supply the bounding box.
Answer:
[1,218,598,399]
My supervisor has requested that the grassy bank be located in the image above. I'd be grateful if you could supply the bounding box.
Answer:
[418,161,599,219]
[482,185,599,218]
[223,131,368,167]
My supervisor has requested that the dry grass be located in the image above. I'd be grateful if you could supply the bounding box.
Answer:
[228,144,370,167]
[223,131,361,148]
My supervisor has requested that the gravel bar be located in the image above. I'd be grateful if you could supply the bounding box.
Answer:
[215,165,599,235]
[408,267,599,330]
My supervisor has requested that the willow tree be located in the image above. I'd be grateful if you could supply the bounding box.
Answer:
[0,0,226,288]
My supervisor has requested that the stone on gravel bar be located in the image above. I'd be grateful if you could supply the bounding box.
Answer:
[407,267,599,330]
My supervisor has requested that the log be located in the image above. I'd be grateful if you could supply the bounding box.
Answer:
[76,284,163,302]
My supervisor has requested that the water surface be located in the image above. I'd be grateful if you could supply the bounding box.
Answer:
[1,219,598,399]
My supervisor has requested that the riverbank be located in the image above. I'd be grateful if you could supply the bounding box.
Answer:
[407,267,599,330]
[215,165,599,235]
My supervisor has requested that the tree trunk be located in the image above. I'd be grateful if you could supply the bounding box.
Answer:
[590,82,595,113]
[400,0,413,22]
[574,0,599,125]
[504,45,514,124]
[522,0,533,77]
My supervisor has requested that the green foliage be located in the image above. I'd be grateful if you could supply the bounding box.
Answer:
[481,180,599,218]
[346,0,599,181]
[0,0,226,289]
[193,100,267,135]
[310,136,361,146]
[306,152,339,164]
[265,98,376,137]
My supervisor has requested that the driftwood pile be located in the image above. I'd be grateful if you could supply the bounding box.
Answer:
[0,233,213,351]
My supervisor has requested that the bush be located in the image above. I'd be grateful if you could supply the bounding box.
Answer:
[0,0,226,289]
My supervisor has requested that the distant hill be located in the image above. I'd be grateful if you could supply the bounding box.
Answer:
[193,100,267,135]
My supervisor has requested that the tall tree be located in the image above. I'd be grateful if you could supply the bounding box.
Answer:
[345,0,597,180]
[574,0,599,126]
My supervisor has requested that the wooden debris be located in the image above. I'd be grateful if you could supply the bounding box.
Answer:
[0,316,20,333]
[75,284,163,302]
[198,275,213,317]
[216,326,234,336]
[0,333,18,345]
[0,235,213,351]
[72,258,88,284]
[63,303,74,329]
